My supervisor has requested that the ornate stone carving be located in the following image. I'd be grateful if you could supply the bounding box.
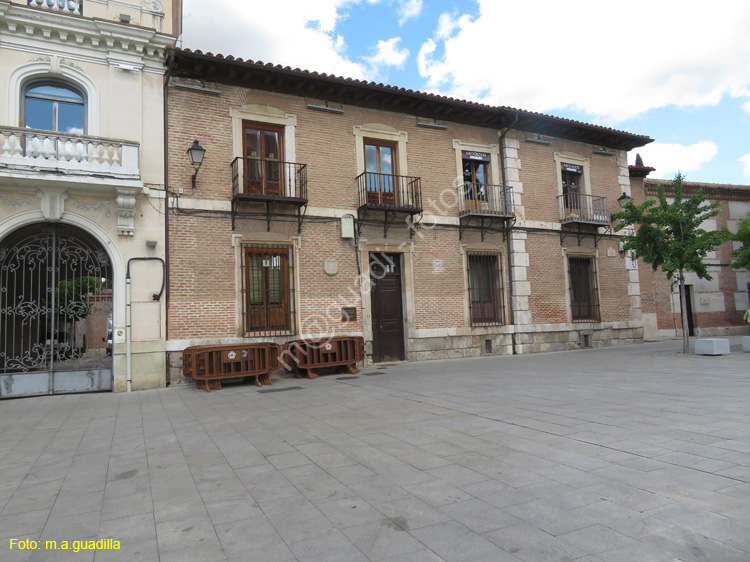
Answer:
[69,197,111,216]
[0,193,36,208]
[49,55,62,75]
[115,188,137,236]
[144,1,164,13]
[37,188,69,220]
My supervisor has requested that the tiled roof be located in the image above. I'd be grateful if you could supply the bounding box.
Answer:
[645,178,750,200]
[166,47,653,150]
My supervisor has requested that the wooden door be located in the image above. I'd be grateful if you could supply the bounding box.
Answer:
[463,158,488,213]
[370,253,405,362]
[364,140,397,206]
[243,122,283,196]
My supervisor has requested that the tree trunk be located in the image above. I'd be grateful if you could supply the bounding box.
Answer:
[679,268,690,353]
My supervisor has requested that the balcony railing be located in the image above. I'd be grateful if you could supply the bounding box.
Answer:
[231,157,307,204]
[0,126,139,179]
[356,172,422,212]
[558,193,610,226]
[458,183,514,218]
[27,0,83,15]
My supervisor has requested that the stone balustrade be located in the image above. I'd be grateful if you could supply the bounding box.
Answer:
[26,0,83,16]
[0,126,140,180]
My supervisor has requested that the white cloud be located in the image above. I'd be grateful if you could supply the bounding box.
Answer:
[364,38,409,70]
[397,0,423,25]
[740,155,750,179]
[435,12,471,40]
[181,0,367,79]
[418,0,750,121]
[631,142,718,178]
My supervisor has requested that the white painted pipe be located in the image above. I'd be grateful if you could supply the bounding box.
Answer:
[126,276,132,392]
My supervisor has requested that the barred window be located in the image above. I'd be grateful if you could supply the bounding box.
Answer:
[467,253,504,326]
[241,244,296,335]
[568,255,600,322]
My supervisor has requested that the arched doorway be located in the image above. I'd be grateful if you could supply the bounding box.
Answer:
[0,223,113,397]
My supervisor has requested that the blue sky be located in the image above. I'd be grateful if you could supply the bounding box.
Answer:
[182,0,750,185]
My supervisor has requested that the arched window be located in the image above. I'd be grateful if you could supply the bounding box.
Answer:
[23,81,85,134]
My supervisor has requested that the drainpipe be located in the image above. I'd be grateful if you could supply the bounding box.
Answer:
[163,51,174,386]
[499,112,519,353]
[163,50,175,337]
[126,257,166,392]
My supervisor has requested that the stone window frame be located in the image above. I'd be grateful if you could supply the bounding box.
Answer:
[460,243,507,328]
[554,151,591,198]
[452,139,501,189]
[8,60,100,135]
[230,104,297,165]
[465,251,506,326]
[353,124,408,176]
[232,232,301,337]
[562,248,602,324]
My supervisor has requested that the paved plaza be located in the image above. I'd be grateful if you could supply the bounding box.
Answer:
[1,338,749,562]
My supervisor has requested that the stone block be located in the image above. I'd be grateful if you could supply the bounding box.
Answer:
[742,336,750,352]
[694,338,730,356]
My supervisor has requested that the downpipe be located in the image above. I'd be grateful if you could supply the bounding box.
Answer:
[126,258,166,392]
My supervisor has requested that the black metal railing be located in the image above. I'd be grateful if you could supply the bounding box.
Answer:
[568,255,601,323]
[28,0,83,15]
[558,193,610,225]
[231,157,307,201]
[459,183,514,217]
[356,172,422,211]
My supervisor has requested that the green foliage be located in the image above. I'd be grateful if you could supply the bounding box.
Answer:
[54,276,110,319]
[634,153,644,167]
[729,214,750,271]
[612,173,729,281]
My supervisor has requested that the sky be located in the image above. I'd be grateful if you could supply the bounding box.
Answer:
[181,0,750,185]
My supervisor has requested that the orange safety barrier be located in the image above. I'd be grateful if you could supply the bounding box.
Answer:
[281,336,365,379]
[181,342,281,391]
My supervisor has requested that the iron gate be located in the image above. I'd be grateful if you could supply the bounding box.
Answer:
[0,224,113,397]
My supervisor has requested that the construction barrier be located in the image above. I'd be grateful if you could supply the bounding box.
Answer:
[181,342,281,391]
[282,336,365,379]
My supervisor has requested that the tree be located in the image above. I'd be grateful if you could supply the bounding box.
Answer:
[613,173,729,353]
[635,153,644,167]
[729,214,750,271]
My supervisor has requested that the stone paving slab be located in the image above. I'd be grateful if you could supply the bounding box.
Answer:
[1,338,749,561]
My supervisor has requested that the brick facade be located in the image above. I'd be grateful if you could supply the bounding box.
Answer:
[630,172,750,338]
[164,49,653,383]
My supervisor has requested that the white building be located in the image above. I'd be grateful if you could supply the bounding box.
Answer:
[0,0,180,396]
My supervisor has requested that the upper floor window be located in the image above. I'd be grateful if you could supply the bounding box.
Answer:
[462,151,490,203]
[364,138,397,205]
[23,82,85,134]
[561,163,583,209]
[243,122,284,196]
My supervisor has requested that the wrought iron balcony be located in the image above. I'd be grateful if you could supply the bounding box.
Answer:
[0,126,139,179]
[458,183,514,218]
[231,157,308,205]
[356,171,422,213]
[27,0,83,16]
[558,193,611,226]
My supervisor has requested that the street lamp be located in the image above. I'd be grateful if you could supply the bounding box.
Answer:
[617,192,631,208]
[187,140,206,190]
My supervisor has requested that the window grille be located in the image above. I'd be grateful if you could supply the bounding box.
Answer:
[467,253,504,326]
[568,255,601,322]
[241,244,296,336]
